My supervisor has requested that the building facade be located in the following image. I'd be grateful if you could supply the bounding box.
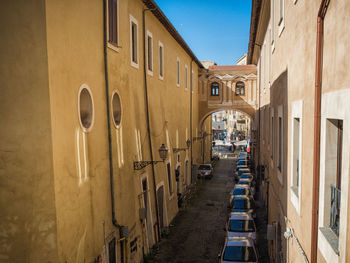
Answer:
[0,0,211,262]
[249,0,350,262]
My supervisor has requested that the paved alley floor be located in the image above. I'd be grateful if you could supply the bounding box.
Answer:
[148,158,270,263]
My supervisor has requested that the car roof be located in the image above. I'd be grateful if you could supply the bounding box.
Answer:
[226,237,254,247]
[229,212,253,220]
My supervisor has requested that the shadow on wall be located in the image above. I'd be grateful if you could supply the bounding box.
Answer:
[256,70,289,262]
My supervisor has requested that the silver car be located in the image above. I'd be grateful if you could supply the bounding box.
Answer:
[225,212,257,241]
[231,185,253,200]
[197,164,213,179]
[237,178,256,196]
[218,237,258,263]
[230,195,256,218]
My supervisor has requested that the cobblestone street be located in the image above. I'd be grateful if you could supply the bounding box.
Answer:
[149,158,269,263]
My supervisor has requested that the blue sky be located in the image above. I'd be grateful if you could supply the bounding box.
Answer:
[154,0,252,65]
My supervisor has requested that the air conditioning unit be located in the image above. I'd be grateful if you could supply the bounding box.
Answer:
[267,224,276,240]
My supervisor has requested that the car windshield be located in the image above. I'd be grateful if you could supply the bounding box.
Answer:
[238,181,250,186]
[198,165,210,170]
[233,199,255,209]
[223,245,257,262]
[229,219,255,232]
[233,188,249,195]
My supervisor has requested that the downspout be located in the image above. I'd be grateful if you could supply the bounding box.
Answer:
[311,1,330,262]
[103,0,121,230]
[142,8,161,242]
[190,59,193,184]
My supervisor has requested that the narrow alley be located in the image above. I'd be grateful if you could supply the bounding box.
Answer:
[149,157,269,263]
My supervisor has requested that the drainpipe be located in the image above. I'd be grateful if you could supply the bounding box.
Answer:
[190,59,193,184]
[311,0,330,262]
[142,8,161,242]
[103,0,121,230]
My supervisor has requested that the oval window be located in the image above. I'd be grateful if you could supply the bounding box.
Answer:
[112,91,122,127]
[78,85,94,131]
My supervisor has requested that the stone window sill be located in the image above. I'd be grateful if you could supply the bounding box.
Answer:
[319,227,339,255]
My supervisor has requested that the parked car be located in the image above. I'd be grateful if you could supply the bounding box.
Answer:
[236,164,248,171]
[237,167,251,175]
[225,212,257,241]
[239,173,254,181]
[237,179,256,196]
[237,159,249,166]
[230,195,256,218]
[197,164,213,179]
[231,185,252,199]
[218,237,258,263]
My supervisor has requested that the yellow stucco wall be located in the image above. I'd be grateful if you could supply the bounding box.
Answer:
[46,0,203,262]
[0,0,58,262]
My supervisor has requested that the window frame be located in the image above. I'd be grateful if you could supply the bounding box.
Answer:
[146,30,153,75]
[158,41,164,80]
[278,0,285,37]
[191,69,194,93]
[176,57,180,87]
[184,65,188,91]
[235,81,245,96]
[277,105,283,184]
[290,100,303,215]
[107,0,119,52]
[129,14,139,68]
[166,162,174,198]
[210,82,220,96]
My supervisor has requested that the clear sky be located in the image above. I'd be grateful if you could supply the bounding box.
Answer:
[154,0,252,65]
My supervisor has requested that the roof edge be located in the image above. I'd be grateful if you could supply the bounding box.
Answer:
[247,0,263,65]
[141,0,203,68]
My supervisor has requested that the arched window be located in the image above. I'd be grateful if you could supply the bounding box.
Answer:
[235,81,245,96]
[211,82,219,96]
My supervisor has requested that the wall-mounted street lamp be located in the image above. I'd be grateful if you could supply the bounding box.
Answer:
[173,139,191,153]
[133,144,168,170]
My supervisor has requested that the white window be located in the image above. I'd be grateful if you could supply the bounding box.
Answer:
[159,41,164,80]
[278,0,285,36]
[176,58,180,87]
[184,65,188,90]
[290,100,303,214]
[146,30,153,75]
[130,15,138,68]
[318,90,350,262]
